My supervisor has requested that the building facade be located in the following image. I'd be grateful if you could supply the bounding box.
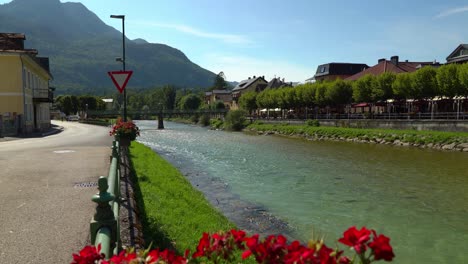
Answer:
[231,76,268,110]
[306,63,369,82]
[0,33,53,135]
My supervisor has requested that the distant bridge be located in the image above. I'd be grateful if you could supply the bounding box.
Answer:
[87,109,228,119]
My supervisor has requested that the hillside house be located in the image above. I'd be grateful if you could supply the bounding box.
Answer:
[306,63,369,82]
[0,33,53,136]
[446,44,468,64]
[345,56,435,81]
[204,90,232,109]
[231,76,268,110]
[266,77,293,89]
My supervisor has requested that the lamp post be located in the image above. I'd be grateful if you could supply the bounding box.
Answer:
[110,14,127,121]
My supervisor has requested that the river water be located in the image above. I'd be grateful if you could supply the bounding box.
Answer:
[136,120,468,263]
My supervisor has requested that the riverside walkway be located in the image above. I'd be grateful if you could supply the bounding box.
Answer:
[0,121,113,263]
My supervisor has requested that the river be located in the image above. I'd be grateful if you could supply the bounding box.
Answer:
[136,120,468,263]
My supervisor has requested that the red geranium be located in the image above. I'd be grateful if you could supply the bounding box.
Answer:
[368,231,395,261]
[71,244,104,264]
[338,226,371,254]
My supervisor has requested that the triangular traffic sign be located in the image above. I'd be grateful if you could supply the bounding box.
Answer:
[108,71,133,93]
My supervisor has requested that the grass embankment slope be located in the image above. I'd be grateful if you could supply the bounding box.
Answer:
[129,142,235,253]
[247,122,468,150]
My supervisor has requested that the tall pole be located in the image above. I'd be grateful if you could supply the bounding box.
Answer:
[122,17,126,121]
[111,15,127,121]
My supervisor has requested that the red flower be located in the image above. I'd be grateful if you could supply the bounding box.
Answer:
[338,226,371,254]
[193,232,211,258]
[369,231,395,261]
[71,244,104,264]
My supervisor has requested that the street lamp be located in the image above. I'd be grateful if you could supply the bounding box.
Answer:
[110,14,127,121]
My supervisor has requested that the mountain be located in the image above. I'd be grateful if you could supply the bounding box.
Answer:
[0,0,216,95]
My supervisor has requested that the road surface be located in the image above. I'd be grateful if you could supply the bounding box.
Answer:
[0,121,113,263]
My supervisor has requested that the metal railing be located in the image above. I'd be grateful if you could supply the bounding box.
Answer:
[90,140,121,259]
[255,111,468,121]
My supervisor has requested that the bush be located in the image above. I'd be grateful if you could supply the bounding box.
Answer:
[224,110,247,131]
[210,118,224,129]
[190,114,200,124]
[305,119,320,127]
[199,114,210,126]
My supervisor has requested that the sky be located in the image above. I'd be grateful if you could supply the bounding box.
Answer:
[2,0,468,83]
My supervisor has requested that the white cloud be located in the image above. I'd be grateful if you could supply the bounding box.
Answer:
[203,54,313,83]
[435,6,468,19]
[131,21,252,45]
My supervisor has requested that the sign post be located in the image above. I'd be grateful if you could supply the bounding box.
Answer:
[108,71,133,94]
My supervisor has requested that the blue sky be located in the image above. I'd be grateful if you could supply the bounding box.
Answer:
[3,0,468,82]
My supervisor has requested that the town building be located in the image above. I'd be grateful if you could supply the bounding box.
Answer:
[345,56,434,81]
[231,76,268,110]
[306,63,369,82]
[446,44,468,64]
[204,90,232,109]
[0,33,53,136]
[265,77,293,89]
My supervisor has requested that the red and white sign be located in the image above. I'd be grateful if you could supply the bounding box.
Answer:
[108,71,133,94]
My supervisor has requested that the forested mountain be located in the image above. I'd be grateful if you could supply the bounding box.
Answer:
[0,0,216,95]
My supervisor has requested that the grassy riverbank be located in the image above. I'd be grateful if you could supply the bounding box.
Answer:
[247,122,468,151]
[128,142,235,254]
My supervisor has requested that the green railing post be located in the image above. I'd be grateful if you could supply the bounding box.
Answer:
[90,176,117,256]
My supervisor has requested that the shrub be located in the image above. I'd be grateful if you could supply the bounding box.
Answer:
[305,119,320,127]
[190,114,200,124]
[199,114,210,126]
[224,110,247,131]
[210,118,224,129]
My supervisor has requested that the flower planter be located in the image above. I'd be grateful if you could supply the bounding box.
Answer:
[119,137,131,148]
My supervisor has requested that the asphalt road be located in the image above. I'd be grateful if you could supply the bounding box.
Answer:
[0,121,113,263]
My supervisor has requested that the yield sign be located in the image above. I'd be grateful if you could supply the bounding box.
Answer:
[108,71,133,93]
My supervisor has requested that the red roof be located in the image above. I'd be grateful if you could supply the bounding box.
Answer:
[345,60,431,81]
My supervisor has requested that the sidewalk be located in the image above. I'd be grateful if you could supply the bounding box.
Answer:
[0,121,113,263]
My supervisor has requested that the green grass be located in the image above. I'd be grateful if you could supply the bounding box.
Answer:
[128,142,235,254]
[247,122,468,145]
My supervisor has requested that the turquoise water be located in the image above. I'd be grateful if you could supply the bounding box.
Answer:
[136,121,468,263]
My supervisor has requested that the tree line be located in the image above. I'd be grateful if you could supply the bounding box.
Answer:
[239,63,468,113]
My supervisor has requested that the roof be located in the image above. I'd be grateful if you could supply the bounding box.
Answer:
[232,76,267,92]
[211,90,231,94]
[266,77,293,89]
[345,59,432,81]
[446,44,468,64]
[312,63,369,79]
[102,98,114,103]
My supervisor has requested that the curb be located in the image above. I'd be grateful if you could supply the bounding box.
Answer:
[41,126,64,137]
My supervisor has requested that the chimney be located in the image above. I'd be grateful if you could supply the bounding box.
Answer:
[378,58,386,63]
[390,56,399,65]
[253,75,256,79]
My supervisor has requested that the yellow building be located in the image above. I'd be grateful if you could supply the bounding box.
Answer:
[0,33,53,135]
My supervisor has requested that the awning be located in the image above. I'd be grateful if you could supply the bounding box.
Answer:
[353,103,369,107]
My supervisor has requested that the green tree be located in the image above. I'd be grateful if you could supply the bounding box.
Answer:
[315,82,328,107]
[211,71,228,90]
[392,73,413,99]
[373,72,395,101]
[162,85,177,110]
[437,64,463,97]
[326,79,353,106]
[352,74,375,102]
[179,94,202,110]
[412,66,438,99]
[238,91,257,114]
[458,63,468,96]
[224,110,246,131]
[62,96,73,115]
